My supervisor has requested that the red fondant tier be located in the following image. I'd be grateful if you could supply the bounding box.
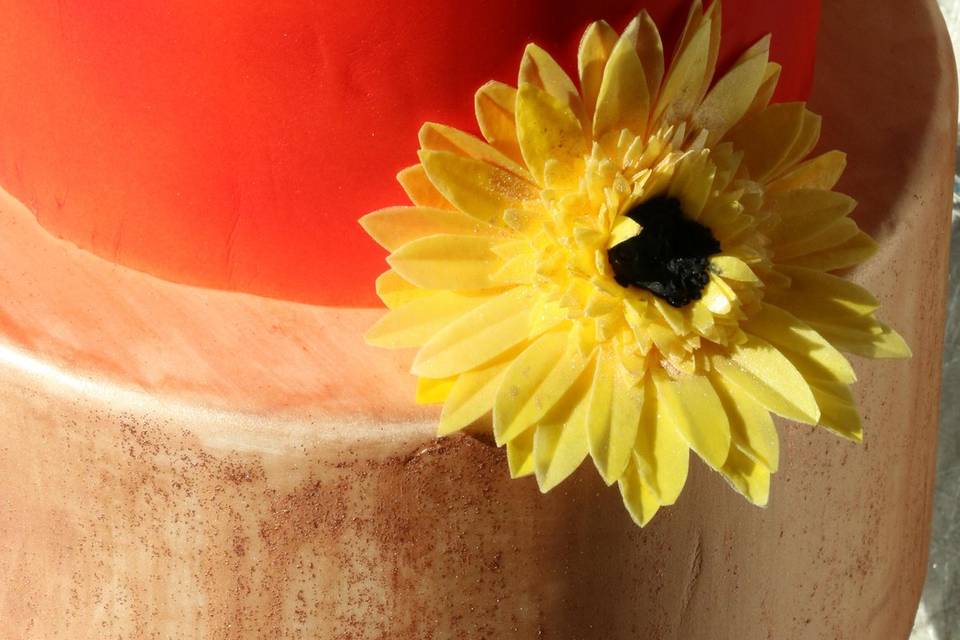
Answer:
[0,0,819,306]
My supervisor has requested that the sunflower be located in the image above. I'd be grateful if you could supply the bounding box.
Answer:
[360,1,909,526]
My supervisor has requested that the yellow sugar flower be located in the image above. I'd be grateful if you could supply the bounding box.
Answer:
[360,2,909,526]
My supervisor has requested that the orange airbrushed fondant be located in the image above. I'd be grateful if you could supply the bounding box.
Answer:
[0,0,820,306]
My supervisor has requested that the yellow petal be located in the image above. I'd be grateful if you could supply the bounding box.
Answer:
[774,217,862,262]
[438,347,519,435]
[387,234,501,290]
[710,372,779,472]
[419,122,530,180]
[725,102,807,182]
[618,457,661,526]
[366,290,492,349]
[516,83,588,186]
[712,335,821,424]
[720,445,771,506]
[744,303,856,384]
[772,109,822,179]
[653,16,712,127]
[711,255,758,282]
[633,376,690,504]
[416,376,456,404]
[413,287,534,378]
[652,371,731,470]
[699,1,723,104]
[586,349,643,485]
[779,231,878,271]
[493,329,590,445]
[692,35,770,144]
[475,81,523,163]
[668,150,715,218]
[533,370,592,492]
[361,206,503,251]
[807,377,863,441]
[805,316,911,359]
[577,20,619,121]
[397,164,454,209]
[593,25,651,140]
[375,270,429,309]
[746,62,781,115]
[507,428,536,478]
[634,10,665,102]
[419,149,537,223]
[519,43,586,124]
[764,189,857,249]
[766,265,879,318]
[767,150,847,193]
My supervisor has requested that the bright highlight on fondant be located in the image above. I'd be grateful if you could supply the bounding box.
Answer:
[360,1,909,526]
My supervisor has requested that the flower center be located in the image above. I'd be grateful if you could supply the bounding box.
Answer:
[607,197,721,308]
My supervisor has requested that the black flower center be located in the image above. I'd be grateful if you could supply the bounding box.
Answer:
[607,196,721,308]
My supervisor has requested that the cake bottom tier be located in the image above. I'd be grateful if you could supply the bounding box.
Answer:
[0,0,955,638]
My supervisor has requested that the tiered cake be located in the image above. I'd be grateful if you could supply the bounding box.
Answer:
[0,0,953,638]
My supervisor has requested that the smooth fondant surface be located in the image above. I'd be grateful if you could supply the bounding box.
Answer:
[0,0,819,306]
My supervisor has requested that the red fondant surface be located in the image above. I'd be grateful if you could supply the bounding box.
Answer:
[0,0,820,306]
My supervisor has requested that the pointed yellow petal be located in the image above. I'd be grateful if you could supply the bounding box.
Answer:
[779,231,878,271]
[805,316,911,359]
[593,25,651,140]
[413,287,534,378]
[635,10,665,102]
[771,109,822,178]
[438,347,519,435]
[519,43,585,121]
[533,370,592,492]
[419,150,537,223]
[668,150,715,218]
[397,164,454,209]
[766,266,879,318]
[619,457,661,526]
[744,303,857,384]
[419,122,530,180]
[586,349,643,485]
[747,62,781,115]
[652,372,731,470]
[516,83,588,186]
[475,81,523,163]
[375,270,430,309]
[720,445,771,506]
[416,376,456,404]
[493,329,591,445]
[807,377,863,441]
[774,217,862,262]
[711,255,758,282]
[366,291,491,349]
[767,150,847,193]
[725,102,807,182]
[693,36,770,144]
[712,335,821,424]
[577,20,619,121]
[633,376,690,504]
[654,16,712,126]
[765,189,857,249]
[698,1,723,103]
[507,428,536,478]
[710,372,779,472]
[387,234,501,290]
[361,206,503,251]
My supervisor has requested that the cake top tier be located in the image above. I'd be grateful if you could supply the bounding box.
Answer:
[0,0,819,306]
